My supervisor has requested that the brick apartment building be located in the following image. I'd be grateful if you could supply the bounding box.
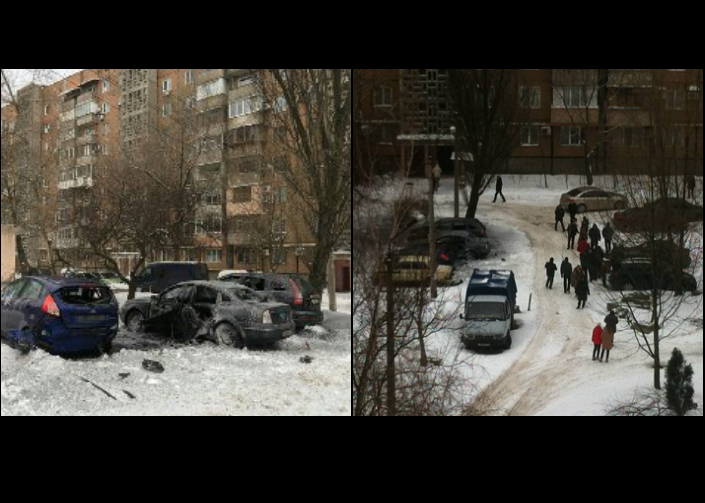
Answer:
[1,69,319,280]
[354,69,703,179]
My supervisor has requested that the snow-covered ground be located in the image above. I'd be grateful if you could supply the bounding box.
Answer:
[365,174,703,416]
[1,292,351,416]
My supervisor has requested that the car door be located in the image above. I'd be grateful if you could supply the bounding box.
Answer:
[15,279,49,332]
[193,285,219,321]
[1,280,26,335]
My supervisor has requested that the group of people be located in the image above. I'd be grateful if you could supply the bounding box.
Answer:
[592,311,619,363]
[557,207,614,254]
[544,256,591,308]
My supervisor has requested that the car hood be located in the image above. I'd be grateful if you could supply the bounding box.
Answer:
[462,319,508,337]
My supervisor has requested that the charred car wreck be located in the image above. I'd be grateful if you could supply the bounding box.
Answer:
[120,281,295,348]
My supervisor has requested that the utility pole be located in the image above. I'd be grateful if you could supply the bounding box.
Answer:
[385,254,395,416]
[451,126,459,218]
[427,146,437,299]
[220,69,231,272]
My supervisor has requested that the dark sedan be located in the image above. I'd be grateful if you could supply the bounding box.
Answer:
[613,198,703,233]
[609,261,698,292]
[120,281,294,348]
[407,217,487,242]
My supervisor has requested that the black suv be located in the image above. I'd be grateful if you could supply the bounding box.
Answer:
[223,273,324,330]
[609,261,698,292]
[407,217,487,242]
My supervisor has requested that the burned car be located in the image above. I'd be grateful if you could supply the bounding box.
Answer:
[119,281,294,348]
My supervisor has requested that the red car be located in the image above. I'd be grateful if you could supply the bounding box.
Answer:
[613,198,703,233]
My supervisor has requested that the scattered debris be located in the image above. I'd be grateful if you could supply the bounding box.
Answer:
[118,373,131,380]
[142,360,165,374]
[300,356,314,364]
[79,377,117,401]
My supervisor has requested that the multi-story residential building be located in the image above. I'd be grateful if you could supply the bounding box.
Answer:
[354,69,703,177]
[1,69,319,279]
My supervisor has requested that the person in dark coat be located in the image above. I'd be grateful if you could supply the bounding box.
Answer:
[579,216,589,242]
[560,257,573,293]
[602,222,614,254]
[601,258,611,287]
[604,310,618,334]
[567,219,579,249]
[571,265,584,293]
[585,248,597,282]
[568,201,578,223]
[687,174,696,200]
[593,246,604,281]
[592,323,603,361]
[555,205,566,232]
[432,164,442,192]
[545,257,557,289]
[493,176,506,202]
[589,223,602,250]
[576,275,590,309]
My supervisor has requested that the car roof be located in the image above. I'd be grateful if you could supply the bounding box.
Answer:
[20,276,108,289]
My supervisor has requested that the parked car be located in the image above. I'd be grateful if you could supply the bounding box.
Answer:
[406,232,492,263]
[560,187,628,213]
[221,273,324,330]
[613,198,703,233]
[120,281,294,348]
[1,277,119,354]
[92,270,129,286]
[407,217,487,242]
[609,260,698,292]
[610,240,692,268]
[372,255,454,288]
[396,244,457,267]
[133,262,210,294]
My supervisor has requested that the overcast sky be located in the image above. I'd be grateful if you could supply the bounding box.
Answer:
[7,69,82,88]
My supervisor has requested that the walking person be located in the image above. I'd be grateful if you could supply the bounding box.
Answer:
[567,219,579,249]
[576,274,590,309]
[571,265,584,295]
[602,222,614,254]
[432,163,442,192]
[579,216,589,242]
[568,201,578,223]
[600,310,618,362]
[687,174,696,200]
[601,257,611,288]
[561,257,573,293]
[593,246,604,282]
[545,257,557,289]
[592,323,603,361]
[589,223,602,250]
[554,204,566,232]
[492,175,506,202]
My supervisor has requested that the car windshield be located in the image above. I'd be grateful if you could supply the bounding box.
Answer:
[58,285,114,305]
[224,287,261,302]
[465,302,506,321]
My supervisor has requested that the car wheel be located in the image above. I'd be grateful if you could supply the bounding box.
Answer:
[466,251,478,261]
[504,333,512,350]
[126,311,145,333]
[215,323,245,349]
[578,204,587,213]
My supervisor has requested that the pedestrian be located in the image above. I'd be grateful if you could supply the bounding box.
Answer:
[567,219,579,249]
[579,216,589,242]
[492,175,506,202]
[561,257,573,293]
[568,201,578,223]
[577,238,590,255]
[602,222,614,254]
[600,323,614,362]
[571,265,584,293]
[576,275,590,309]
[555,204,566,232]
[589,223,602,250]
[432,163,442,192]
[687,174,696,200]
[545,257,557,289]
[586,248,598,282]
[601,258,611,288]
[604,310,618,334]
[592,323,603,361]
[592,246,604,281]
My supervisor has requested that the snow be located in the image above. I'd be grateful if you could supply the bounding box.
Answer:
[1,292,351,416]
[364,174,703,415]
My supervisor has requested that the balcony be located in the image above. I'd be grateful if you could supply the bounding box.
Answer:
[76,113,102,127]
[58,176,93,190]
[197,69,225,85]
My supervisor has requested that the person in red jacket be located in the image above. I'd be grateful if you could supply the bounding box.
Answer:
[592,323,603,361]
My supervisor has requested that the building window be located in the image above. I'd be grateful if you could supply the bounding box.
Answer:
[668,69,686,72]
[665,89,685,110]
[272,248,287,266]
[233,186,252,203]
[555,86,593,108]
[103,80,110,93]
[44,105,50,116]
[185,70,194,84]
[162,102,172,117]
[162,78,172,95]
[43,124,51,134]
[197,79,226,101]
[521,126,539,146]
[374,86,392,107]
[272,217,287,236]
[560,126,585,146]
[206,249,222,263]
[520,86,541,109]
[101,103,110,114]
[617,127,643,147]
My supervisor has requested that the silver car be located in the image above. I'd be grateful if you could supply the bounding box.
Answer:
[560,187,628,213]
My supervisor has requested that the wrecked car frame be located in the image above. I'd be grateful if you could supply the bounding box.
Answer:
[119,281,295,348]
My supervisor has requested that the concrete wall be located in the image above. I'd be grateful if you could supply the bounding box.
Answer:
[1,225,17,282]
